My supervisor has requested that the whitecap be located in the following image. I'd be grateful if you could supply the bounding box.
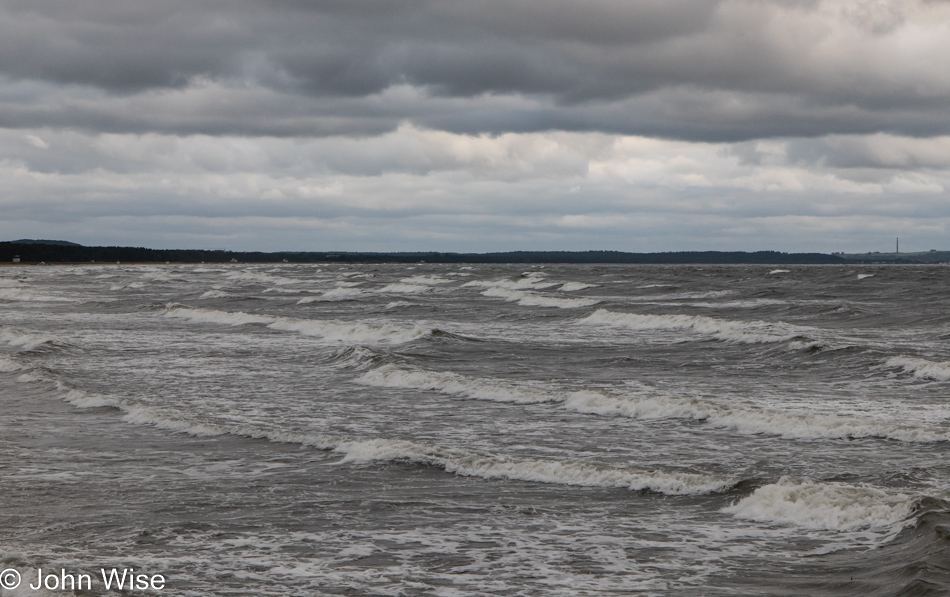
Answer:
[378,283,431,294]
[886,356,950,381]
[579,309,809,344]
[723,478,916,531]
[560,282,597,291]
[165,305,429,345]
[481,287,599,309]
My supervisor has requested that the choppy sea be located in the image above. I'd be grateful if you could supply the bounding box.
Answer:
[2,263,950,596]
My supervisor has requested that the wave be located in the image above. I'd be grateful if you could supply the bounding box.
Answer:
[565,390,946,442]
[723,478,918,531]
[225,270,297,286]
[336,437,735,495]
[384,301,414,309]
[560,282,598,291]
[857,274,875,280]
[15,367,733,497]
[885,356,950,381]
[358,364,947,442]
[358,364,558,404]
[400,275,452,285]
[0,356,27,372]
[0,329,60,352]
[481,287,600,309]
[579,309,811,344]
[164,305,430,344]
[768,269,790,275]
[378,283,432,294]
[199,290,229,299]
[463,277,559,291]
[327,345,387,370]
[0,288,74,302]
[298,287,365,303]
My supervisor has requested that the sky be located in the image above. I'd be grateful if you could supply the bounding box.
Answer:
[2,0,950,253]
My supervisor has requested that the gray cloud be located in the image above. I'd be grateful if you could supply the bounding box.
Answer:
[2,0,950,140]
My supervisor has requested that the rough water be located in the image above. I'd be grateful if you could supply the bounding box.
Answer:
[1,263,949,596]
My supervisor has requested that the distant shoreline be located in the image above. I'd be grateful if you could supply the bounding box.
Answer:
[2,241,948,265]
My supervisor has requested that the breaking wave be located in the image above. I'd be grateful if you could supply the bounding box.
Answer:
[298,287,365,302]
[0,328,60,351]
[336,438,736,495]
[14,367,733,496]
[560,282,597,291]
[463,276,559,291]
[481,287,600,309]
[358,364,558,404]
[400,275,451,285]
[378,283,432,294]
[565,390,946,442]
[0,287,74,302]
[164,305,430,344]
[723,478,918,531]
[579,309,813,344]
[358,364,948,442]
[885,356,950,381]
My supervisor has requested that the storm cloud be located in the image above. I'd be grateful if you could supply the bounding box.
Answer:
[3,0,950,139]
[2,0,949,251]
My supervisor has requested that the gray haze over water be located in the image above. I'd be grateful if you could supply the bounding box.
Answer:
[2,263,950,595]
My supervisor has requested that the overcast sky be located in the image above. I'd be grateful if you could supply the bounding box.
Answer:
[2,0,949,252]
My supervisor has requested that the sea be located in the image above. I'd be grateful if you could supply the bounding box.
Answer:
[1,262,949,596]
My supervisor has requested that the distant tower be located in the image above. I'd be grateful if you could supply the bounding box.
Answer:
[896,237,899,253]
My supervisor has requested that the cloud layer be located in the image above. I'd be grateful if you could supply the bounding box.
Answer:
[2,0,949,250]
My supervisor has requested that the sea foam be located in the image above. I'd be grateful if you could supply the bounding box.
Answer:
[16,366,732,497]
[723,478,917,531]
[481,287,600,309]
[165,305,429,344]
[335,438,734,495]
[579,309,809,344]
[359,363,948,442]
[886,356,950,381]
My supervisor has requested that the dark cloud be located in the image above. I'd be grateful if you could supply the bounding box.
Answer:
[1,0,949,140]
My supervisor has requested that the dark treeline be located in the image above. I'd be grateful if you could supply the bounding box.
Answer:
[0,242,846,264]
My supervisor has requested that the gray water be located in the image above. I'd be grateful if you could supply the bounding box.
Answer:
[1,263,949,596]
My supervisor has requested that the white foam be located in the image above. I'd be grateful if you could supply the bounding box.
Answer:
[358,362,945,442]
[886,356,950,381]
[19,367,731,497]
[200,290,229,299]
[336,438,733,495]
[378,283,432,294]
[481,287,600,309]
[165,306,429,344]
[579,309,808,344]
[400,275,452,285]
[384,301,414,309]
[857,274,875,280]
[358,364,558,404]
[768,270,790,275]
[723,478,916,531]
[463,277,559,291]
[0,329,57,351]
[309,287,365,301]
[0,356,26,372]
[0,288,73,302]
[226,270,297,286]
[560,282,597,291]
[563,391,945,442]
